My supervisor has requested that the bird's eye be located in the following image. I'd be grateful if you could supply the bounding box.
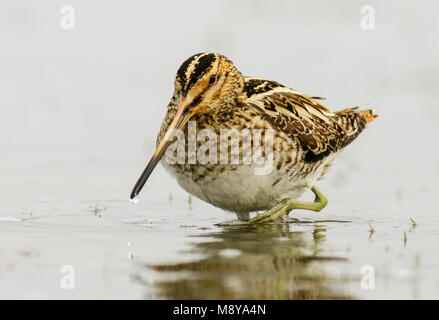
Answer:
[209,75,216,85]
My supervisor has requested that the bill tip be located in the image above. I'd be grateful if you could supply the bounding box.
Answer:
[129,196,139,204]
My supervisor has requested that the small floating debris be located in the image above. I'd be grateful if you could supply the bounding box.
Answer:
[368,222,375,240]
[410,217,417,228]
[88,204,107,217]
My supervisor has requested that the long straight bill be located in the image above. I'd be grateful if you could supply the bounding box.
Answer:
[130,98,192,200]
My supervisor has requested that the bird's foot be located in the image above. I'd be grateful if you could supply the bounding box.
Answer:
[248,186,328,224]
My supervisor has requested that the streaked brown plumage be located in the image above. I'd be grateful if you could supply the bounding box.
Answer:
[131,52,379,222]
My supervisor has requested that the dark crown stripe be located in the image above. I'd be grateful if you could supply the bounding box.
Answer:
[176,53,204,89]
[185,53,217,92]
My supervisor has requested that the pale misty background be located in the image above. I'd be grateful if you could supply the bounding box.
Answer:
[0,0,438,299]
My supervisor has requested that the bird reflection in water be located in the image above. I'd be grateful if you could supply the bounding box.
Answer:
[134,222,352,299]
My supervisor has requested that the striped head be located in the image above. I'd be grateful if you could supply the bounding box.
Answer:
[174,52,243,113]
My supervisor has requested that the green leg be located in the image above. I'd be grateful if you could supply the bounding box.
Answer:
[248,186,328,224]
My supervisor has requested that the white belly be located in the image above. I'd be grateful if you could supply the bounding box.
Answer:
[162,161,328,214]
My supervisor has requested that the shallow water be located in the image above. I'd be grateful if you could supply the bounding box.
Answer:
[1,0,439,299]
[1,159,438,299]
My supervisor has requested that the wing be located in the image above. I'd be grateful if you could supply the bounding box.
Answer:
[243,78,348,161]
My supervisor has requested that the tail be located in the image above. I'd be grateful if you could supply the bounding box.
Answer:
[334,107,380,146]
[358,108,381,124]
[318,107,380,180]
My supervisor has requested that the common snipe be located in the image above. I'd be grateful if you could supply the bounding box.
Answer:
[130,53,379,223]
